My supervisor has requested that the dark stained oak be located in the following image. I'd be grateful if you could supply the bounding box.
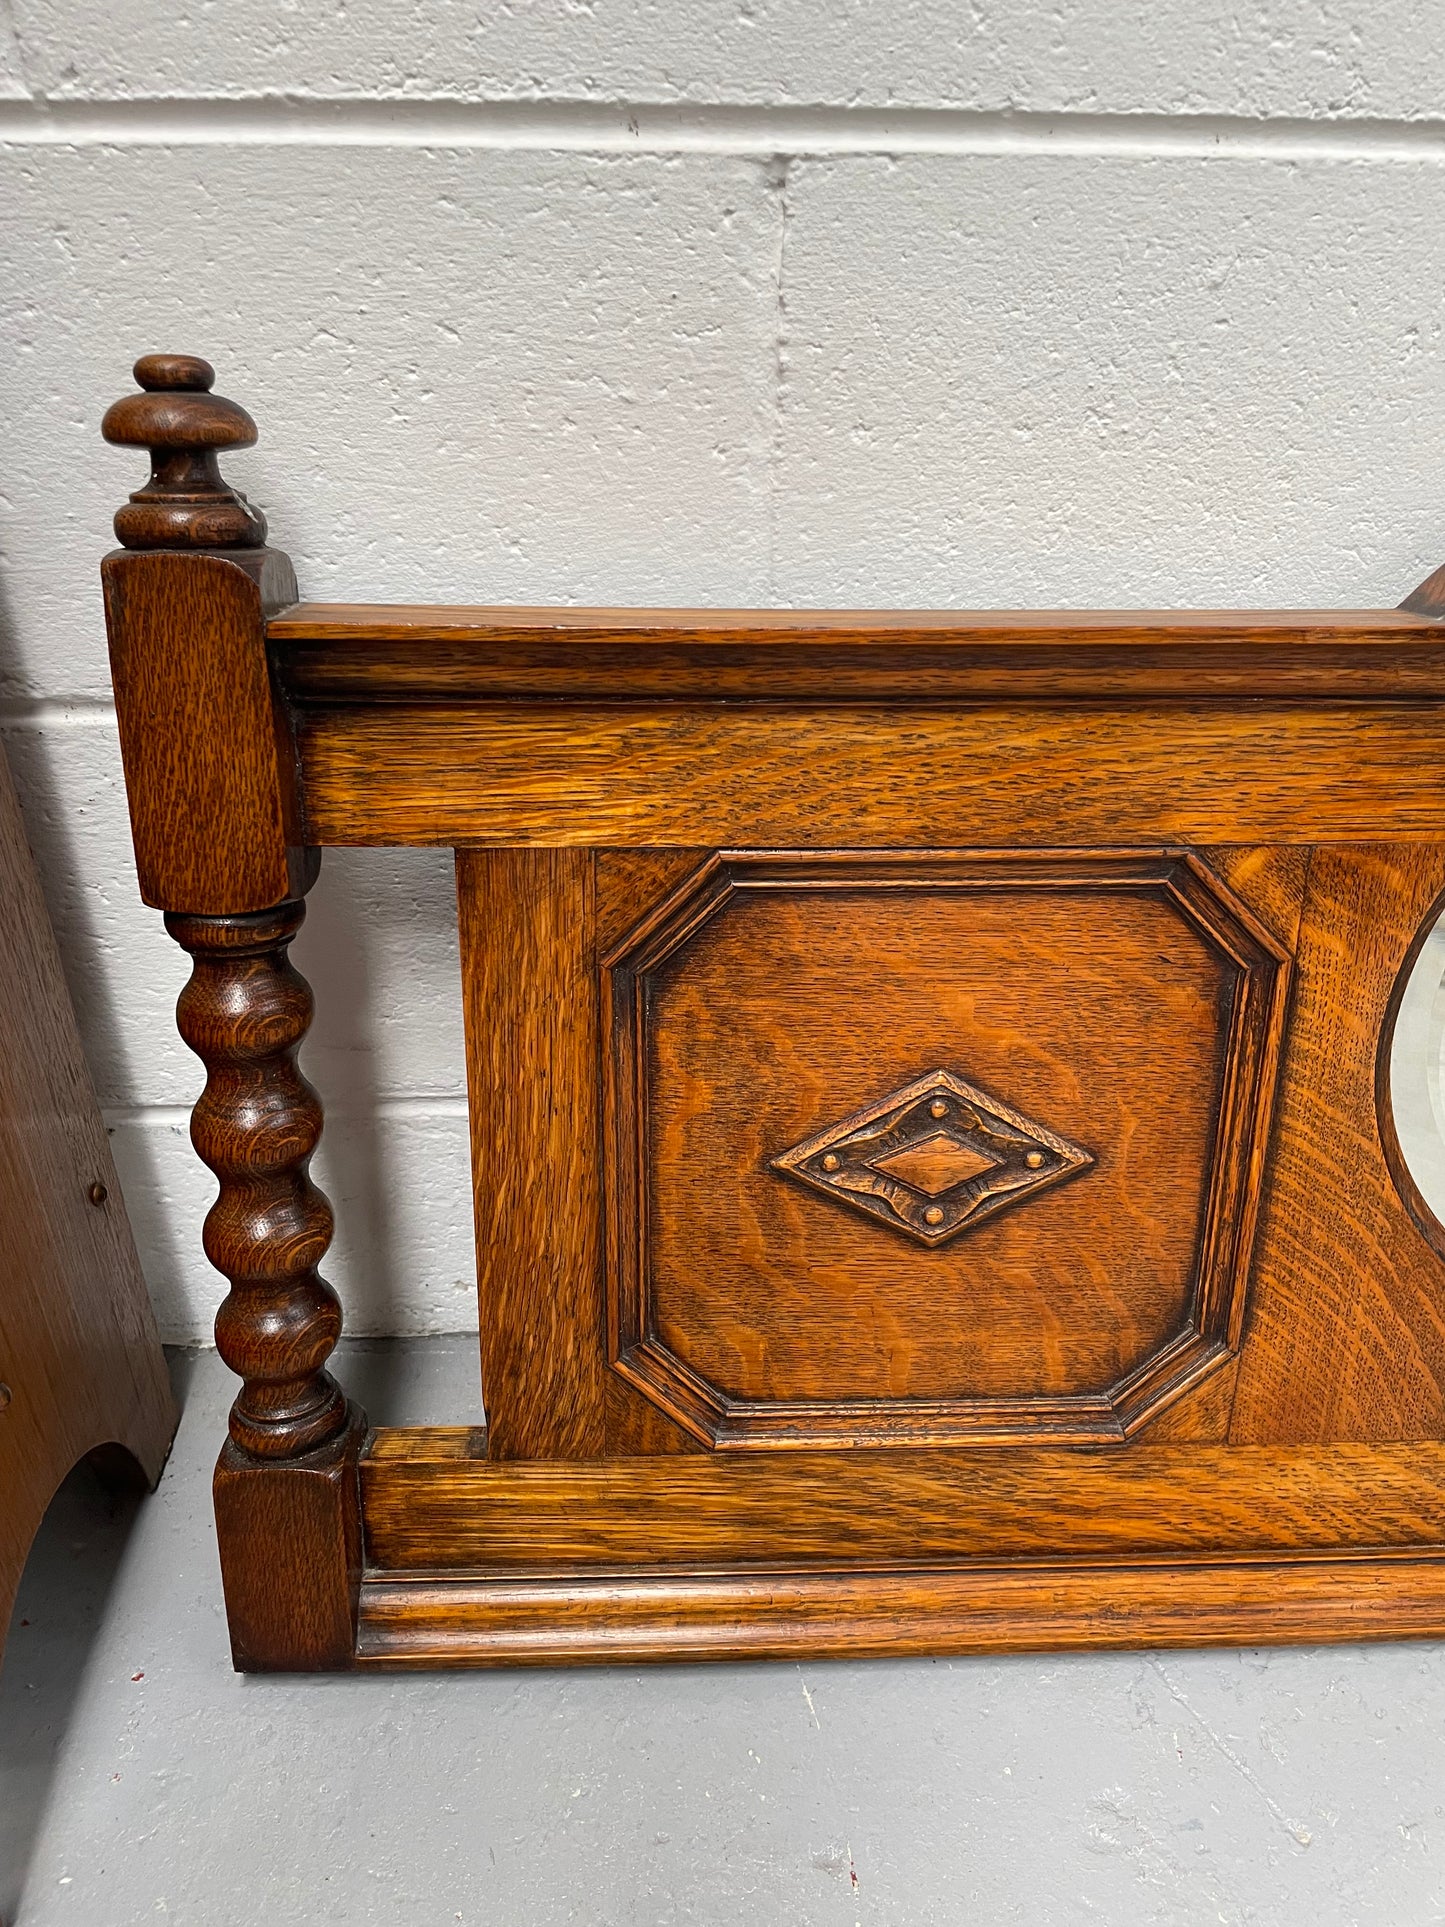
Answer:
[99,353,1445,1670]
[215,1405,367,1671]
[1401,563,1445,619]
[103,353,268,551]
[102,352,312,915]
[167,901,349,1461]
[167,897,368,1670]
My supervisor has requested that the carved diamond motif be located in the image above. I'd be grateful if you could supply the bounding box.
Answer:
[770,1068,1094,1247]
[871,1131,999,1194]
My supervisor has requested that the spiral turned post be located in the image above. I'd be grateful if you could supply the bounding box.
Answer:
[167,900,349,1459]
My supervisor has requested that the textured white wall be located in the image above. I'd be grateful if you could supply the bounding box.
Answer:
[2,4,1445,1341]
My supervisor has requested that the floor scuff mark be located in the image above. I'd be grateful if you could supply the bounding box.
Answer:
[1150,1659,1313,1848]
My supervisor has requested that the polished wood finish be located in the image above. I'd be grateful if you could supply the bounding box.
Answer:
[356,1555,1445,1668]
[166,897,368,1669]
[457,848,609,1460]
[105,550,311,911]
[294,703,1445,849]
[102,353,267,551]
[1231,845,1445,1441]
[100,354,1445,1670]
[601,849,1289,1449]
[271,602,1445,702]
[1401,563,1445,620]
[214,1406,366,1671]
[360,1440,1445,1568]
[102,354,311,913]
[167,901,348,1460]
[0,741,175,1659]
[103,358,363,1670]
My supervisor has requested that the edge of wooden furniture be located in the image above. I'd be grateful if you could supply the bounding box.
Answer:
[355,1555,1445,1668]
[348,1433,1445,1667]
[269,603,1445,702]
[0,740,177,1658]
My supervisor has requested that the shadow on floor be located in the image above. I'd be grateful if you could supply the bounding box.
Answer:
[0,1351,197,1925]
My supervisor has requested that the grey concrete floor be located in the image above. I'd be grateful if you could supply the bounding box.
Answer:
[5,1342,1445,1926]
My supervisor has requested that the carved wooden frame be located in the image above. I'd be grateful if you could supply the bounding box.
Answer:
[603,848,1291,1449]
[98,352,1445,1670]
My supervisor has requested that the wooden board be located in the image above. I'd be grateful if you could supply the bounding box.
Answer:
[296,703,1445,848]
[0,742,175,1656]
[269,603,1445,703]
[360,1437,1445,1569]
[1232,843,1445,1441]
[355,1555,1445,1667]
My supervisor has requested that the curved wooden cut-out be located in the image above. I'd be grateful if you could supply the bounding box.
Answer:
[1377,882,1445,1268]
[1231,845,1445,1445]
[1,1434,161,1673]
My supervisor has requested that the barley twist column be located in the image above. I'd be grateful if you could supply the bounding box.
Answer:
[167,900,349,1459]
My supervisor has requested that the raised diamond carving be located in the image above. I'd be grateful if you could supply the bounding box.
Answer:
[770,1068,1093,1247]
[871,1131,999,1194]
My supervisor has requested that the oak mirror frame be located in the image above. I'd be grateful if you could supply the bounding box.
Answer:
[100,352,1445,1671]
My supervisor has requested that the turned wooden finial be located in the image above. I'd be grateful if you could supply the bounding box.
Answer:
[102,353,268,550]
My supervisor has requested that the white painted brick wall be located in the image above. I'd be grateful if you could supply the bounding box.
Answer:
[2,5,1444,1341]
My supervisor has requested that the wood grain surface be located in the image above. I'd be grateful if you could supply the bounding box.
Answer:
[1232,843,1445,1442]
[295,702,1445,848]
[457,849,610,1459]
[0,743,175,1659]
[359,1439,1445,1569]
[104,548,312,911]
[645,879,1210,1402]
[214,1404,366,1671]
[97,368,1445,1668]
[269,603,1445,703]
[167,900,351,1460]
[602,849,1288,1447]
[102,354,269,551]
[355,1555,1445,1667]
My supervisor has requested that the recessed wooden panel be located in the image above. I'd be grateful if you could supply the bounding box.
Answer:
[603,850,1290,1448]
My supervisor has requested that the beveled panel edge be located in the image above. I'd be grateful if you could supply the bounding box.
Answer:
[602,848,1291,1448]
